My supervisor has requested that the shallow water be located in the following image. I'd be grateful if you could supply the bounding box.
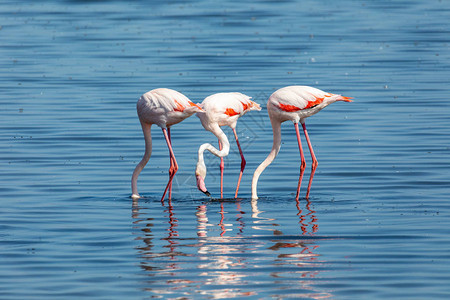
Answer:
[1,0,450,299]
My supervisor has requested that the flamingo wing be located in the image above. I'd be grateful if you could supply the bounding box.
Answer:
[149,88,202,112]
[221,92,261,116]
[273,86,335,112]
[224,107,240,116]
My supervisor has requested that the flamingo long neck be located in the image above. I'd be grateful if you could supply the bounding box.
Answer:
[251,118,281,199]
[197,123,230,175]
[131,122,152,198]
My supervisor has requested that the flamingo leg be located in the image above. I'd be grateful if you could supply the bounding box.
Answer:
[301,123,318,168]
[218,139,224,199]
[294,123,306,171]
[295,165,305,202]
[161,128,178,203]
[294,123,306,199]
[301,123,317,198]
[167,128,175,199]
[306,166,316,199]
[232,128,246,199]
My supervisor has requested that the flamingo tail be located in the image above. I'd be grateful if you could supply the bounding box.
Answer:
[337,95,353,102]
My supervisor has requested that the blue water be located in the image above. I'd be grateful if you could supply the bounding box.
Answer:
[1,0,450,299]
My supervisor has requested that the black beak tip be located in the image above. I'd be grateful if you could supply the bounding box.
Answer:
[203,190,211,197]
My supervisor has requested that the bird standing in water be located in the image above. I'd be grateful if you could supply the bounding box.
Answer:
[131,88,202,200]
[251,85,352,199]
[195,92,261,198]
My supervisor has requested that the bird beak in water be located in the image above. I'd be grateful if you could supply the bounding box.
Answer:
[196,175,210,197]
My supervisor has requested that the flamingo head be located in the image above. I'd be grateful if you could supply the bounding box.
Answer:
[195,161,210,197]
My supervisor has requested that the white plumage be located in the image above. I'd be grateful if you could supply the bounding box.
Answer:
[195,92,261,199]
[132,88,202,200]
[252,85,352,199]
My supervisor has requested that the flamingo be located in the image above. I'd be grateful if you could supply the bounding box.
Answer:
[195,92,261,198]
[131,88,202,200]
[251,85,352,199]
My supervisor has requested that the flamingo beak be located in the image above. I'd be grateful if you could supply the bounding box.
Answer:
[196,175,210,197]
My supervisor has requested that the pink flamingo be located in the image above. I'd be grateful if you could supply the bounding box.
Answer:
[251,85,352,199]
[131,88,202,200]
[195,92,261,198]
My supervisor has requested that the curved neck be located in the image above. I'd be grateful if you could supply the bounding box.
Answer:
[251,118,281,199]
[196,123,230,173]
[132,122,152,197]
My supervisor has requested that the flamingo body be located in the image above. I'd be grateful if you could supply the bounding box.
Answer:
[137,88,202,128]
[132,88,202,200]
[251,86,352,199]
[197,92,258,130]
[266,85,352,123]
[195,92,261,198]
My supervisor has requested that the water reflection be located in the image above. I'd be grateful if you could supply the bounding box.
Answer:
[132,198,330,298]
[163,199,179,256]
[250,199,330,299]
[296,198,319,236]
[195,201,255,298]
[250,197,318,236]
[131,201,156,273]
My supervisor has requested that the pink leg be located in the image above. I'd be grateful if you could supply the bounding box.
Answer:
[294,123,306,199]
[167,128,175,199]
[161,128,178,203]
[219,139,224,199]
[294,123,306,171]
[306,164,316,199]
[301,123,318,168]
[302,123,318,198]
[295,166,305,202]
[232,128,246,199]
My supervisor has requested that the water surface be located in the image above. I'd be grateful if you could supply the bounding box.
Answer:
[1,0,450,299]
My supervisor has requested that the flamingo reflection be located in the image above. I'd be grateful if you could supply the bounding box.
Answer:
[195,201,255,298]
[296,198,318,235]
[132,199,184,275]
[132,199,155,272]
[163,200,179,260]
[132,197,330,299]
[250,196,317,236]
[251,198,330,299]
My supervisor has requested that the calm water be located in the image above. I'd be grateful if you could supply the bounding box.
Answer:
[1,0,450,299]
